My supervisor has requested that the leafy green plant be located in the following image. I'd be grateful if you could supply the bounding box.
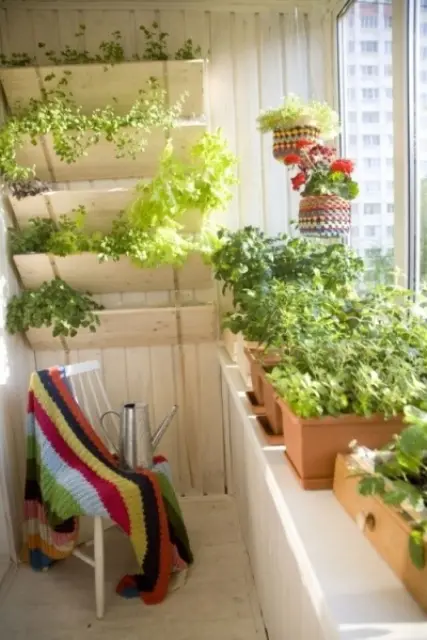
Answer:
[257,94,340,139]
[127,130,238,230]
[6,279,103,337]
[0,82,184,181]
[267,283,427,419]
[357,405,427,569]
[9,132,236,268]
[211,226,363,309]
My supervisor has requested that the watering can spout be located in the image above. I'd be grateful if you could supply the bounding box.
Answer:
[152,404,178,451]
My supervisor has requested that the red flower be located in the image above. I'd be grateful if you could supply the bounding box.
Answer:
[309,144,335,158]
[291,172,306,191]
[283,153,300,166]
[331,159,354,174]
[295,139,313,149]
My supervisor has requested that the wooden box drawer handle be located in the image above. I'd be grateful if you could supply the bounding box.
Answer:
[356,511,376,533]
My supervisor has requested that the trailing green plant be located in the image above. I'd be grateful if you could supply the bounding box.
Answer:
[0,24,203,68]
[257,94,340,139]
[127,130,238,230]
[356,405,427,569]
[267,283,427,419]
[6,279,103,337]
[0,82,184,181]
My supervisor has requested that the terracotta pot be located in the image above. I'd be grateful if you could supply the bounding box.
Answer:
[277,396,404,490]
[260,369,282,435]
[298,194,351,238]
[244,348,280,406]
[273,125,320,161]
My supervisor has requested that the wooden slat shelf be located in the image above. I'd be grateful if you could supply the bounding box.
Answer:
[9,188,203,233]
[0,60,206,117]
[25,303,217,351]
[13,252,213,293]
[14,122,206,182]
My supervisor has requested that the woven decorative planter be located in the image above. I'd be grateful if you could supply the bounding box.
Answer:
[298,194,351,238]
[272,125,320,161]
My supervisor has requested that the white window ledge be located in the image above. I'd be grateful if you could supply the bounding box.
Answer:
[219,347,427,640]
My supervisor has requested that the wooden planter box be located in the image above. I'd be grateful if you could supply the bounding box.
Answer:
[0,60,206,118]
[25,303,217,351]
[277,397,403,490]
[15,123,206,182]
[334,454,427,613]
[9,187,203,234]
[13,252,212,294]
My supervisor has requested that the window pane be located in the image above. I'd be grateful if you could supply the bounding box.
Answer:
[339,0,394,284]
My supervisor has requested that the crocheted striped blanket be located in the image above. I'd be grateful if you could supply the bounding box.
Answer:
[23,366,193,604]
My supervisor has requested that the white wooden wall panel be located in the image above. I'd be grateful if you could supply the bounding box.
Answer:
[0,3,328,232]
[0,2,329,500]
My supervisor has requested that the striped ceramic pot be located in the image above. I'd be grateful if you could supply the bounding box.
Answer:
[298,194,351,238]
[272,125,320,161]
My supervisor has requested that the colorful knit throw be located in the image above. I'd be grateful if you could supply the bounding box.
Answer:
[23,367,193,604]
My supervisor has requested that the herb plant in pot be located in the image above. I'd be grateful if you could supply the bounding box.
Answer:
[257,94,340,161]
[284,144,359,238]
[267,283,427,488]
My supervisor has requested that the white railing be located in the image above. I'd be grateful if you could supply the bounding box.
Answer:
[219,348,427,640]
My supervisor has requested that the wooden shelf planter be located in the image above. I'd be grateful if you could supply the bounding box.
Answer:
[13,252,213,294]
[334,453,427,613]
[8,188,204,234]
[0,60,206,118]
[25,303,217,351]
[14,122,206,182]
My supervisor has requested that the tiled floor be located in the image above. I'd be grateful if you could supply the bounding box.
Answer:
[0,497,266,640]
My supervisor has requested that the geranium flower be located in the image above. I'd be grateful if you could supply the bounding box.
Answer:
[331,159,354,174]
[291,172,306,190]
[283,153,301,166]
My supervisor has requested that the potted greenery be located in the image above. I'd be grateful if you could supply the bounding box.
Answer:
[211,227,363,420]
[267,283,427,488]
[257,94,340,161]
[333,406,427,612]
[283,143,359,238]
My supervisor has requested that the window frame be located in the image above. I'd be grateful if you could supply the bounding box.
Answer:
[335,0,411,288]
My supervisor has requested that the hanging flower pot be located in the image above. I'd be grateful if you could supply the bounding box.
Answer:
[272,125,320,161]
[298,194,351,238]
[257,95,340,163]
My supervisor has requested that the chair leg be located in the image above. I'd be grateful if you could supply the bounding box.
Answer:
[94,516,105,619]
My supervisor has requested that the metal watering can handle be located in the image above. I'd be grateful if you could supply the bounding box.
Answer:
[99,410,121,453]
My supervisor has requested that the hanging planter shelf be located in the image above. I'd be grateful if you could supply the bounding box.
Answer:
[25,303,217,351]
[0,60,206,118]
[13,252,213,294]
[8,187,204,234]
[13,121,206,183]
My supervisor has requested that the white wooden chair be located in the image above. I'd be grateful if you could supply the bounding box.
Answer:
[45,360,120,619]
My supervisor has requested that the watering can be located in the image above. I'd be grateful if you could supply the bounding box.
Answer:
[100,402,178,471]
